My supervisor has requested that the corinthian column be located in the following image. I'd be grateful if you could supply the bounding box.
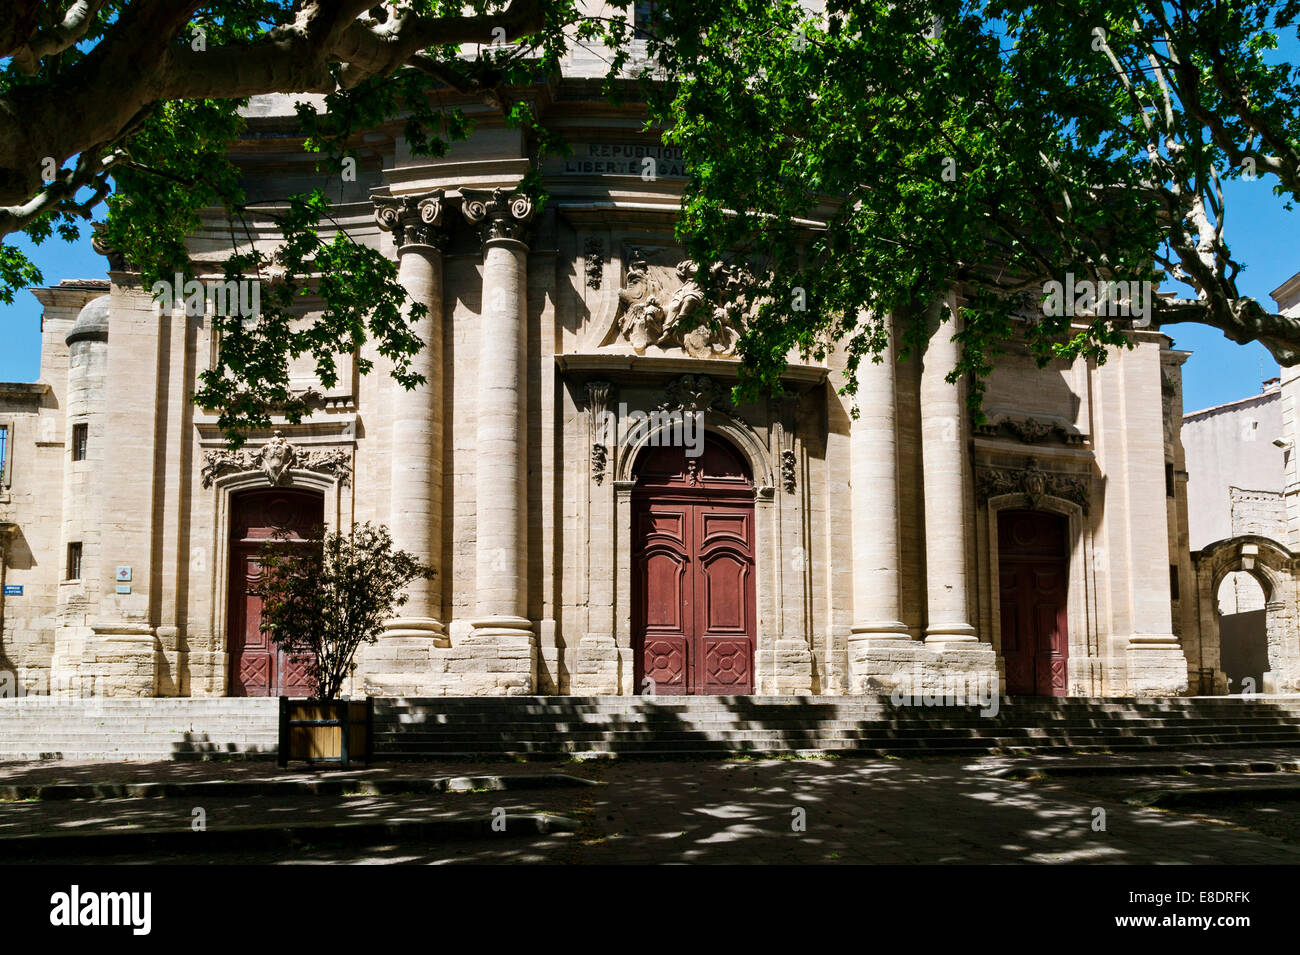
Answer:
[462,187,534,643]
[374,190,448,653]
[920,297,978,647]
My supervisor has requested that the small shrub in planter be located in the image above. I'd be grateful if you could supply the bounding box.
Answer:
[257,522,433,765]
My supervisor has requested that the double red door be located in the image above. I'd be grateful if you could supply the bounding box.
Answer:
[228,489,322,697]
[633,438,756,695]
[998,510,1069,696]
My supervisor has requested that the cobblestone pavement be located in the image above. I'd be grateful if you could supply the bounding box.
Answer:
[5,754,1300,864]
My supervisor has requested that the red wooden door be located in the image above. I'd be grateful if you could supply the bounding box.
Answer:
[998,510,1069,696]
[228,489,323,697]
[633,436,755,695]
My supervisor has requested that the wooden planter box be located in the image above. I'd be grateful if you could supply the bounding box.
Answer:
[278,697,373,767]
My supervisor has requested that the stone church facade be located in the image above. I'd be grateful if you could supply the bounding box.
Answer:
[0,75,1207,700]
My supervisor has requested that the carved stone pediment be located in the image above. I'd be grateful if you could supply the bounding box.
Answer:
[201,431,352,488]
[975,457,1089,513]
[607,248,756,359]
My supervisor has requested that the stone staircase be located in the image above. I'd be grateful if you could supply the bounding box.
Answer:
[373,696,1300,760]
[6,695,1300,762]
[0,698,279,760]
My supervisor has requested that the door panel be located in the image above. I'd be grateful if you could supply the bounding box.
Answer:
[997,510,1069,697]
[632,439,755,695]
[228,489,323,697]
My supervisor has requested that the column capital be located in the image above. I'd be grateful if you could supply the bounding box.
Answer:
[460,187,534,248]
[373,189,448,251]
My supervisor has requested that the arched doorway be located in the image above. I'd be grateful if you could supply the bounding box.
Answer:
[1217,570,1269,694]
[997,509,1069,696]
[227,488,323,696]
[632,433,756,694]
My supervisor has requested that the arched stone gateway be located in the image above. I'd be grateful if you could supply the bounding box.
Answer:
[1193,536,1300,694]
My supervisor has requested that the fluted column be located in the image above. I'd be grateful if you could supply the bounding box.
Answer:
[463,187,534,640]
[920,298,978,647]
[849,312,910,643]
[374,190,448,648]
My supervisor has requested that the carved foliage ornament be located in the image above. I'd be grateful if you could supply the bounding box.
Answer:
[461,187,534,245]
[616,250,756,359]
[373,190,447,250]
[584,238,605,289]
[201,431,352,489]
[657,374,730,415]
[587,380,612,486]
[975,457,1089,514]
[975,414,1085,445]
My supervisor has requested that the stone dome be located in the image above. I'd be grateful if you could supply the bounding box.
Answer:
[65,295,110,346]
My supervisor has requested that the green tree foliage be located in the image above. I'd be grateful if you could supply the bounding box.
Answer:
[255,522,433,700]
[3,2,1299,428]
[0,1,601,439]
[634,1,1300,406]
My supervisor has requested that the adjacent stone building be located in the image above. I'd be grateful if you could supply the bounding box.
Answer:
[0,40,1213,700]
[1180,272,1300,695]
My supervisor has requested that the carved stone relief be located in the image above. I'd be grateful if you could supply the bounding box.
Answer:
[201,431,352,488]
[975,457,1089,513]
[611,249,756,358]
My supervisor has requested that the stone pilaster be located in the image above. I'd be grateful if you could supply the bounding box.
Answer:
[1094,338,1188,694]
[461,187,536,693]
[847,312,915,693]
[367,190,449,693]
[573,380,621,694]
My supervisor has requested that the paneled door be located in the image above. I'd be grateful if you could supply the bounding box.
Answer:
[227,489,323,697]
[633,436,756,695]
[998,509,1069,696]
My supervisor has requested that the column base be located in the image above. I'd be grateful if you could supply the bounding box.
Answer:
[82,625,158,697]
[1124,635,1189,696]
[768,638,814,695]
[356,618,448,696]
[455,616,537,695]
[572,634,621,695]
[847,635,997,698]
[923,624,979,651]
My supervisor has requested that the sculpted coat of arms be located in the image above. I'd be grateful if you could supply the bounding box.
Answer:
[613,250,759,359]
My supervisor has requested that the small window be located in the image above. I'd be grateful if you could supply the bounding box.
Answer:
[1165,462,1175,497]
[1170,564,1180,601]
[66,542,83,581]
[71,423,88,462]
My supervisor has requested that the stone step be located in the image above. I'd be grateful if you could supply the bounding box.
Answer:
[377,731,1300,752]
[369,732,1300,748]
[378,742,1300,761]
[369,717,1300,732]
[374,703,1300,718]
